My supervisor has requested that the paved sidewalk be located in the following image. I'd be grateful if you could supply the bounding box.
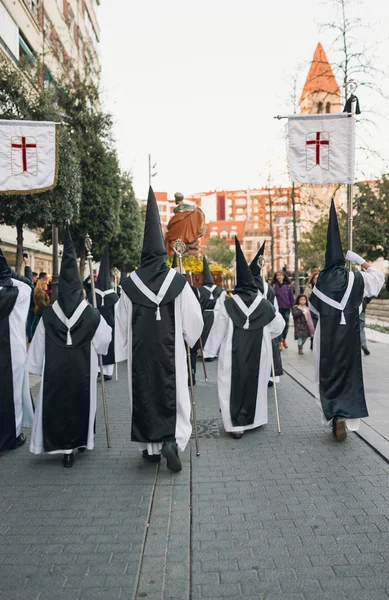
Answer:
[280,333,389,461]
[2,358,389,599]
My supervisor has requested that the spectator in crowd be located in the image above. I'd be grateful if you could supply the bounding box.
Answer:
[304,271,320,350]
[31,278,50,338]
[271,270,295,351]
[292,294,315,355]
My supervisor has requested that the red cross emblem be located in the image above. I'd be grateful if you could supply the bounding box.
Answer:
[11,136,38,176]
[306,131,329,171]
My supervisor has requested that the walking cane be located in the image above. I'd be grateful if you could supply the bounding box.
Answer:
[189,270,208,382]
[85,235,111,448]
[271,359,281,433]
[173,239,200,456]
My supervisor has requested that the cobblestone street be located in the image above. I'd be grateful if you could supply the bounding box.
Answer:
[1,361,389,599]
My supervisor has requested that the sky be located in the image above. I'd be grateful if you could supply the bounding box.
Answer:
[98,0,389,199]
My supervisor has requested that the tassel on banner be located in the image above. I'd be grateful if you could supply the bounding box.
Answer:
[340,312,346,325]
[243,317,250,330]
[66,329,72,346]
[156,306,161,321]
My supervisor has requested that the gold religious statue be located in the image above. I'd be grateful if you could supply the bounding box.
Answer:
[165,192,206,256]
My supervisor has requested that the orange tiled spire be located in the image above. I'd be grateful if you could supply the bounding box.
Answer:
[300,43,341,114]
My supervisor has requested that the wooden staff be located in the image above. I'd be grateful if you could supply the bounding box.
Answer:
[85,234,111,448]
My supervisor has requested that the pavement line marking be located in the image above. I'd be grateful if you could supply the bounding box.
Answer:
[131,462,160,600]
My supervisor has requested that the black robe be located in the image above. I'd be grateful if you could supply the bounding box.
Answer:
[91,291,119,365]
[40,306,100,451]
[0,287,19,450]
[264,284,283,378]
[197,285,223,347]
[310,271,367,420]
[225,297,276,427]
[121,272,187,444]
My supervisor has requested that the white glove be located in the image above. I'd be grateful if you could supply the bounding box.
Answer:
[346,250,365,265]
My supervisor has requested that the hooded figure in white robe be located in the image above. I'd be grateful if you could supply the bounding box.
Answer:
[27,226,112,468]
[249,241,283,384]
[309,200,384,441]
[89,245,119,380]
[0,249,33,451]
[205,237,284,439]
[115,187,203,473]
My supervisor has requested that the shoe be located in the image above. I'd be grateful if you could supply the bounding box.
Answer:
[268,381,274,388]
[204,357,216,362]
[282,339,288,349]
[362,346,370,356]
[231,432,244,440]
[104,375,112,381]
[63,453,74,468]
[332,417,347,442]
[78,447,86,453]
[161,442,182,473]
[298,345,303,355]
[278,342,283,352]
[142,450,161,463]
[7,433,27,450]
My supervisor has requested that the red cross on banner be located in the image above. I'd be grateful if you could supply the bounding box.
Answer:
[11,136,38,176]
[305,131,330,171]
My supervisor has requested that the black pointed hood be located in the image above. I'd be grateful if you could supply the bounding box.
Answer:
[137,186,170,292]
[0,248,13,287]
[202,255,214,286]
[325,200,345,268]
[57,225,84,318]
[249,241,266,294]
[233,237,258,303]
[96,246,111,291]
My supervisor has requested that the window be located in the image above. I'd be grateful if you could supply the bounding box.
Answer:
[85,7,99,47]
[317,101,323,114]
[68,7,75,37]
[326,102,331,114]
[23,0,38,19]
[43,12,51,40]
[0,3,19,60]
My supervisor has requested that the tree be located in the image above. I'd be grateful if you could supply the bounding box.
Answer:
[109,172,143,277]
[0,55,81,272]
[353,176,389,262]
[298,210,347,271]
[203,237,234,268]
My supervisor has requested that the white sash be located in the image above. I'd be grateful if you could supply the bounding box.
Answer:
[52,299,88,346]
[95,288,115,307]
[130,269,176,321]
[232,292,262,330]
[204,284,216,300]
[311,272,354,325]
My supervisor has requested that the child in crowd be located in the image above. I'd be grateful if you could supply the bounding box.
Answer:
[292,294,315,355]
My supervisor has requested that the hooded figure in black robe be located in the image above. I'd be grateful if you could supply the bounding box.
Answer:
[27,226,112,467]
[250,241,283,383]
[89,246,119,380]
[204,237,284,438]
[309,200,384,441]
[0,249,33,451]
[115,187,203,472]
[196,256,223,361]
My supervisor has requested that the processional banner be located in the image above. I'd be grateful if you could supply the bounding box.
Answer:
[0,120,58,195]
[288,113,355,185]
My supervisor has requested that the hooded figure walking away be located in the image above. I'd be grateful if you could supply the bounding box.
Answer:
[27,227,112,468]
[309,200,384,441]
[115,188,203,472]
[89,246,119,381]
[0,250,33,451]
[198,256,224,361]
[250,241,283,386]
[204,238,284,439]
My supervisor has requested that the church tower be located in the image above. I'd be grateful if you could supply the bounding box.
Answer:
[300,43,341,114]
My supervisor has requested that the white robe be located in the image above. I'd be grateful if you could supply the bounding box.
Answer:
[205,297,284,433]
[115,281,203,454]
[0,278,33,440]
[27,300,112,455]
[311,267,384,432]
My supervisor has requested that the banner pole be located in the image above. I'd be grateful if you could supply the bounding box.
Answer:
[347,98,357,271]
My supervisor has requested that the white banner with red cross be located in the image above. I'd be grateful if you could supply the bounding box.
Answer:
[0,120,58,195]
[288,113,355,185]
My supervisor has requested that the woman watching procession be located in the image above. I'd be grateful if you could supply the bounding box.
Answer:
[271,270,295,351]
